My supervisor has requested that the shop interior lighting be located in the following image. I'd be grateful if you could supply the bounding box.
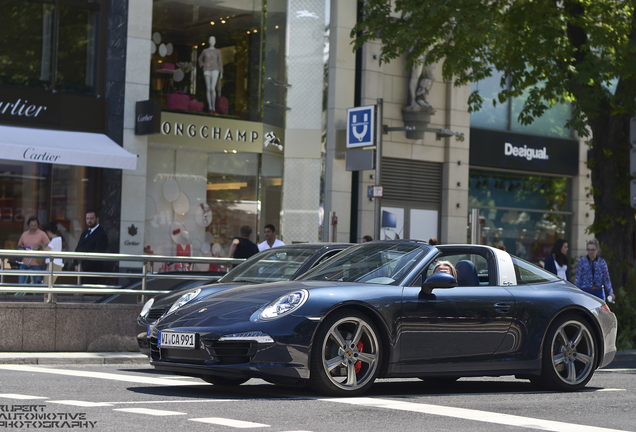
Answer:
[221,19,226,23]
[247,31,250,34]
[275,25,279,29]
[210,21,214,25]
[207,182,247,191]
[253,29,257,33]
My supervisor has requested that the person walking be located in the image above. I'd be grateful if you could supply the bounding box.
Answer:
[17,216,50,284]
[258,224,285,251]
[575,239,615,302]
[42,221,63,302]
[228,225,259,259]
[74,210,109,284]
[544,238,569,281]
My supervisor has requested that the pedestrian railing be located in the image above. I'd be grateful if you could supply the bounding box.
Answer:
[0,249,244,303]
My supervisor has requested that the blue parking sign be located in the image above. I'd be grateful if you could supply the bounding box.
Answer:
[347,105,375,148]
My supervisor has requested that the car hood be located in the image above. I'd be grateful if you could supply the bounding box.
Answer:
[154,280,340,331]
[150,282,249,310]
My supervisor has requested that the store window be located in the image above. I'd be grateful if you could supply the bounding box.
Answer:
[0,161,102,255]
[145,147,268,271]
[151,1,264,121]
[0,0,102,94]
[468,169,572,265]
[471,69,573,139]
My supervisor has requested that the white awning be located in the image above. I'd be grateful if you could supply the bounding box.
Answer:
[0,125,137,170]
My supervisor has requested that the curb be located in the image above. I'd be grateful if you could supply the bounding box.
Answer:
[0,352,149,365]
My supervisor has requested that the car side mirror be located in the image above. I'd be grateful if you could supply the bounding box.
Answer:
[422,272,458,291]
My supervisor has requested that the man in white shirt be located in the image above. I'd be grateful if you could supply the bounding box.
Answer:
[258,224,285,251]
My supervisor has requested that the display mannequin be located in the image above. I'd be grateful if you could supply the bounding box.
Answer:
[175,230,191,271]
[198,36,223,113]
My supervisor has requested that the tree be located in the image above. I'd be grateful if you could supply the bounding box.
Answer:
[353,0,636,289]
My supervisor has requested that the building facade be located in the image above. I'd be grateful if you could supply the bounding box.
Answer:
[0,0,593,272]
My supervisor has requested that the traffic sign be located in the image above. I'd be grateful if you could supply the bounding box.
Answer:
[347,105,375,148]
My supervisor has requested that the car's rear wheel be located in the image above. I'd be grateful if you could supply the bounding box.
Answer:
[533,315,596,391]
[310,309,381,396]
[202,376,250,386]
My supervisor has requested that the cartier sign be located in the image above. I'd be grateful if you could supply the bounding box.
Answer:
[0,87,60,126]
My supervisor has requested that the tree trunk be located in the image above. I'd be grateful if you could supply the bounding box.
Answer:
[588,114,635,291]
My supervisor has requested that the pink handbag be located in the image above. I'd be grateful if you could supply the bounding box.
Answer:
[188,98,204,112]
[166,91,189,110]
[162,63,175,70]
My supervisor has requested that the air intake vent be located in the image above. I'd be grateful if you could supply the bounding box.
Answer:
[381,158,442,204]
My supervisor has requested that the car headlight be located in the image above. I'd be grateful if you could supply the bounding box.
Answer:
[259,289,309,320]
[167,288,202,315]
[139,298,154,319]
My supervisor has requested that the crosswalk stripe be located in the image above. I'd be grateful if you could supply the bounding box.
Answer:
[48,400,114,407]
[0,365,202,386]
[0,394,47,400]
[189,417,270,428]
[322,397,627,432]
[114,408,186,416]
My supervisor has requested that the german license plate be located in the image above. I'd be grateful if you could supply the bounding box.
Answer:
[158,331,195,349]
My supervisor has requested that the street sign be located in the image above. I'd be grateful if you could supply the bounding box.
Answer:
[631,148,636,176]
[631,180,636,208]
[372,185,384,198]
[345,149,375,171]
[346,105,375,148]
[631,117,636,147]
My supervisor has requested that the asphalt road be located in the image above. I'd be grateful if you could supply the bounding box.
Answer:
[0,360,635,432]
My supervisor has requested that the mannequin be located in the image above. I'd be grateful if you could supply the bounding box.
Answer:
[175,230,191,271]
[198,36,223,113]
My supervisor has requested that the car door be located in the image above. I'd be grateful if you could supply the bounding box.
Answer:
[398,248,515,373]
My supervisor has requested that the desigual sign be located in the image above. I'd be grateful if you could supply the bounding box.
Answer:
[470,128,578,175]
[504,142,549,161]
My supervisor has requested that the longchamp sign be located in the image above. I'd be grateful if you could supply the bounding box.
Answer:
[152,112,284,154]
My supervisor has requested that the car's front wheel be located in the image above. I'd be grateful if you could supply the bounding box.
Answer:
[534,315,597,391]
[309,309,381,396]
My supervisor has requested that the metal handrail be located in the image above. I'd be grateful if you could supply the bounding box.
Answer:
[0,249,245,303]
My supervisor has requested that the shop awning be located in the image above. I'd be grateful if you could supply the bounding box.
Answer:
[0,125,137,170]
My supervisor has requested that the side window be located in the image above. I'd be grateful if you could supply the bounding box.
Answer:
[311,249,343,268]
[512,256,559,284]
[425,254,490,286]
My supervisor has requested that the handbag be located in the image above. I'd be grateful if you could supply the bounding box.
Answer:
[166,91,190,110]
[162,63,175,70]
[188,97,204,112]
[216,96,228,115]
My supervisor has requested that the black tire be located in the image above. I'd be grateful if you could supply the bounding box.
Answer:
[533,315,597,391]
[309,309,382,396]
[202,376,250,386]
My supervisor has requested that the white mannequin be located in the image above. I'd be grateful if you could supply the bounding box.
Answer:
[198,36,223,112]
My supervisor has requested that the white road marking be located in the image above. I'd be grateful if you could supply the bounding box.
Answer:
[0,394,47,400]
[189,417,270,428]
[114,408,186,416]
[48,400,114,407]
[323,397,629,432]
[0,365,203,386]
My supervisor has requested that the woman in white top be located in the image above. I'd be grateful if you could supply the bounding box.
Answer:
[42,221,63,297]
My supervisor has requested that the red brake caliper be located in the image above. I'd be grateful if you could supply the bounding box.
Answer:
[355,341,363,373]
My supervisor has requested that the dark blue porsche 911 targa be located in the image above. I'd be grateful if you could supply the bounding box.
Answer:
[149,240,617,396]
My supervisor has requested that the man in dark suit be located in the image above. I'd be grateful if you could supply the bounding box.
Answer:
[75,210,109,284]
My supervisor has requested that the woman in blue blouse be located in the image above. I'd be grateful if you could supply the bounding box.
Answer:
[575,239,614,302]
[544,238,569,281]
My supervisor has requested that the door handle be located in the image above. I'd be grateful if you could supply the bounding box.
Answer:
[494,302,511,314]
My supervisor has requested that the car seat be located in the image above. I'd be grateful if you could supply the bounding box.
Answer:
[456,260,479,286]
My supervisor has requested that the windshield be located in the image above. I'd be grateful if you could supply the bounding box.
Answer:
[299,242,428,285]
[219,246,321,283]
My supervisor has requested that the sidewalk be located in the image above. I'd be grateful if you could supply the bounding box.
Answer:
[0,350,634,367]
[0,352,149,365]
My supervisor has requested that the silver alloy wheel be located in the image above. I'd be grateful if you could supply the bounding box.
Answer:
[549,319,595,386]
[320,316,379,391]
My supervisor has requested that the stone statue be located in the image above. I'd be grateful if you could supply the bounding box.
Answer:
[407,53,436,109]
